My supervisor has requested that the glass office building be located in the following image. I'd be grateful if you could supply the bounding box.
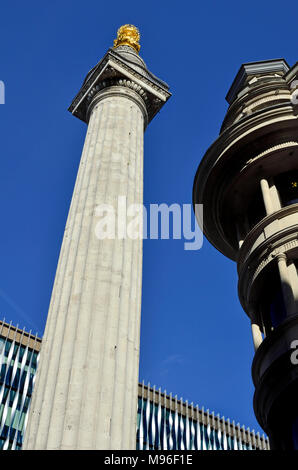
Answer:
[0,320,41,450]
[137,382,269,450]
[0,319,269,450]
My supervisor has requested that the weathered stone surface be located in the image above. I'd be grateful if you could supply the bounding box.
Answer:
[24,88,145,450]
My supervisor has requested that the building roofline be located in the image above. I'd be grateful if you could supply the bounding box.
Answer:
[226,58,290,105]
[0,320,42,352]
[138,382,269,448]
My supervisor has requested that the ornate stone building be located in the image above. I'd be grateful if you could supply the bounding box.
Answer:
[193,58,298,449]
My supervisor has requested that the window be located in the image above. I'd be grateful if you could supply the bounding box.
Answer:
[259,264,287,332]
[269,289,287,328]
[292,416,298,449]
[247,190,266,230]
[275,170,298,207]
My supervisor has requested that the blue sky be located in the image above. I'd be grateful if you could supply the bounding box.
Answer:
[0,0,297,436]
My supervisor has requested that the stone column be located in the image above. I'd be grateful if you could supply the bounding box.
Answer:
[277,253,295,316]
[24,87,145,450]
[24,25,170,450]
[288,261,298,313]
[251,322,263,351]
[260,178,274,215]
[268,177,281,212]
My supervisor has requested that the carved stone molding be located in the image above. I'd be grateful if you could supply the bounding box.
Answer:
[243,141,298,170]
[238,204,298,267]
[68,49,171,124]
[238,226,298,313]
[85,77,149,105]
[86,85,149,128]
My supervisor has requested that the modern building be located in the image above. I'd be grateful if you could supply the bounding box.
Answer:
[23,25,171,450]
[193,59,298,449]
[137,382,269,450]
[0,320,41,450]
[0,319,269,450]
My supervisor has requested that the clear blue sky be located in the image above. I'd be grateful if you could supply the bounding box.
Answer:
[0,0,297,436]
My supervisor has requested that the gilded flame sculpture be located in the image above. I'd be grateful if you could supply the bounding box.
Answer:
[113,24,141,53]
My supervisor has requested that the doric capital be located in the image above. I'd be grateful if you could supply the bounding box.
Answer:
[68,40,171,124]
[86,85,149,128]
[276,252,287,262]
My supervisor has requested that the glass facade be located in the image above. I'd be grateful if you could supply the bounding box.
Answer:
[137,383,269,450]
[0,322,40,450]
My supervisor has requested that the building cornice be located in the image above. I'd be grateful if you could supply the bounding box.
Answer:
[0,320,41,352]
[226,59,290,105]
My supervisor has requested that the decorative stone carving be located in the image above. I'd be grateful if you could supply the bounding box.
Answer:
[68,47,171,124]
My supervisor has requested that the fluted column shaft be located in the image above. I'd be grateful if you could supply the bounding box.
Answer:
[24,86,145,449]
